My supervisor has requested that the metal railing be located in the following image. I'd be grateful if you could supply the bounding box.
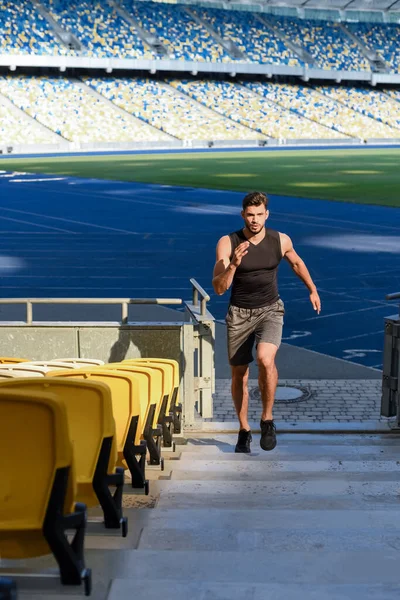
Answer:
[190,278,210,317]
[0,297,182,325]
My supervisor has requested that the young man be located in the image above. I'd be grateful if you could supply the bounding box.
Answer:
[212,191,321,453]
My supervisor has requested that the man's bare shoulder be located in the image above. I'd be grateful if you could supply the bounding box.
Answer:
[278,232,293,255]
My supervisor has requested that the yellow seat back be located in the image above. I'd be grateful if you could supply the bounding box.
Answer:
[123,359,174,413]
[124,358,180,407]
[0,378,115,508]
[47,369,142,457]
[0,389,75,559]
[0,365,47,377]
[0,357,29,364]
[103,364,162,429]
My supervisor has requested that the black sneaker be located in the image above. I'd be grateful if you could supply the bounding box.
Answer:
[235,429,252,453]
[260,419,277,451]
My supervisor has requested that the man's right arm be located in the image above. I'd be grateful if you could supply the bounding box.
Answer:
[212,236,249,295]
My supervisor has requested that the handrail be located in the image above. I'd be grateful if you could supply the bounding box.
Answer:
[0,297,182,325]
[190,278,210,316]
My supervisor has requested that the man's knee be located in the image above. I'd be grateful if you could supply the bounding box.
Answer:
[258,351,277,371]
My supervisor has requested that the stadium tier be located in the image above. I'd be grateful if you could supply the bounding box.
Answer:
[316,85,400,133]
[168,79,346,140]
[346,22,400,74]
[120,0,232,62]
[40,0,154,58]
[191,7,303,66]
[83,77,258,141]
[267,15,371,71]
[244,81,398,139]
[0,75,171,143]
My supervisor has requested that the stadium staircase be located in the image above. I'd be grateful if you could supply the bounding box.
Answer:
[256,14,315,67]
[184,7,246,61]
[91,430,400,599]
[338,22,389,74]
[32,0,82,52]
[110,0,170,58]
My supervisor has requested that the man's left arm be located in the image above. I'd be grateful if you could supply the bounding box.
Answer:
[280,233,321,314]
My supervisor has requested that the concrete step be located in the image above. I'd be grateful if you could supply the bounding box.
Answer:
[181,434,400,447]
[138,524,400,552]
[166,468,400,482]
[155,479,400,509]
[96,548,400,584]
[168,458,400,472]
[107,579,400,600]
[177,444,400,461]
[131,507,400,531]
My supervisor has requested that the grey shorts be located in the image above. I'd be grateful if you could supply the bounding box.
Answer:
[225,299,285,366]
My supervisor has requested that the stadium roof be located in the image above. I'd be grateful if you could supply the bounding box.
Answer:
[208,0,400,11]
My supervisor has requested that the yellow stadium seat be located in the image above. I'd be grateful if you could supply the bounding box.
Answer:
[22,361,78,370]
[0,365,48,377]
[123,358,182,433]
[0,389,91,594]
[47,369,149,493]
[122,359,177,447]
[102,363,164,467]
[0,378,127,536]
[56,358,105,366]
[0,358,29,364]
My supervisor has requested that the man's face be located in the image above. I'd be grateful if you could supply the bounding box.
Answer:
[241,204,268,234]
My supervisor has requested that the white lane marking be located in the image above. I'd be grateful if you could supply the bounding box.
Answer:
[0,207,139,235]
[300,303,391,323]
[0,214,75,233]
[10,177,66,183]
[282,330,311,341]
[343,349,382,359]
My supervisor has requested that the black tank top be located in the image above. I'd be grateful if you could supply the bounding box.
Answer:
[229,228,282,309]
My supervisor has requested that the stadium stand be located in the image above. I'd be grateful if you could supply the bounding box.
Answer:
[40,0,154,58]
[316,85,400,134]
[267,15,371,71]
[244,81,398,140]
[0,0,62,55]
[0,101,59,145]
[346,22,400,73]
[120,0,231,61]
[192,6,302,66]
[83,76,260,141]
[169,79,346,140]
[0,75,171,143]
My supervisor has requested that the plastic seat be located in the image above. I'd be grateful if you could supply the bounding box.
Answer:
[0,358,29,364]
[47,369,148,492]
[0,389,91,595]
[102,363,164,467]
[0,365,48,377]
[56,358,105,366]
[22,361,77,370]
[123,358,182,433]
[0,377,127,536]
[122,359,176,447]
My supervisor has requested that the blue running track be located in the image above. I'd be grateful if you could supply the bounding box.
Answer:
[0,169,398,369]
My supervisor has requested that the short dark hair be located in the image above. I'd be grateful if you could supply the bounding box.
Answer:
[242,191,269,211]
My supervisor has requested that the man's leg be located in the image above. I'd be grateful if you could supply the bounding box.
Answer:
[257,342,279,451]
[257,342,279,421]
[231,364,250,431]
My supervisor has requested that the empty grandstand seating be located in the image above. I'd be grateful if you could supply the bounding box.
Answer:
[347,22,400,73]
[83,76,259,141]
[40,0,154,58]
[316,86,400,135]
[0,388,91,593]
[243,81,396,140]
[193,6,302,66]
[47,367,150,491]
[169,79,345,140]
[0,378,127,535]
[0,100,59,146]
[267,15,370,71]
[121,0,231,61]
[0,0,63,55]
[0,76,171,143]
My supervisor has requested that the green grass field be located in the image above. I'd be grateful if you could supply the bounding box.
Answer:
[3,148,400,207]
